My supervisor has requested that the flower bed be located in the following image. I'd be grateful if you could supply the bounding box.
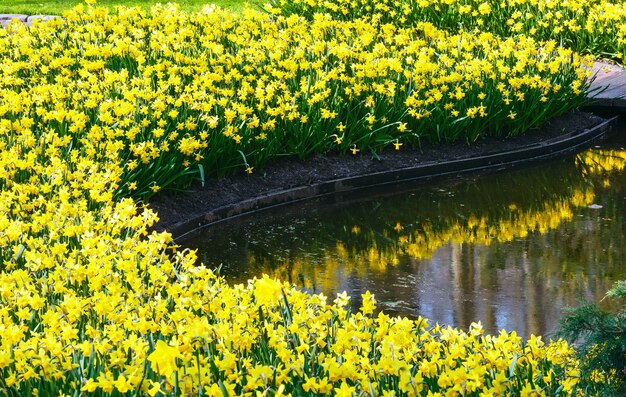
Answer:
[0,1,615,395]
[268,0,626,63]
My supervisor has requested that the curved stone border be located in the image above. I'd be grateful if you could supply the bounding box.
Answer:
[170,115,620,242]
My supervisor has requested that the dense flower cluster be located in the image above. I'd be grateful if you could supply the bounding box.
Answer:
[268,0,626,62]
[0,0,619,395]
[0,3,591,198]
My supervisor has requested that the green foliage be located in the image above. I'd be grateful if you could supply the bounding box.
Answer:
[555,282,626,396]
[606,280,626,300]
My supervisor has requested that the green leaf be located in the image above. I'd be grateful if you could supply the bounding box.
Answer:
[509,353,518,378]
[218,380,229,397]
[15,244,25,262]
[370,147,381,161]
[198,164,205,188]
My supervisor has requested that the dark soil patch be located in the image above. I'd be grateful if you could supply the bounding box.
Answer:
[149,110,610,234]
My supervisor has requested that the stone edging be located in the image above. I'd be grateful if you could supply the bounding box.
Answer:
[169,115,620,242]
[587,61,626,111]
[0,14,59,28]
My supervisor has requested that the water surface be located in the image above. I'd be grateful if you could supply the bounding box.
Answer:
[185,132,626,338]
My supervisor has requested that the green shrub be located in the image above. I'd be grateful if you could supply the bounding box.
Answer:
[556,281,626,396]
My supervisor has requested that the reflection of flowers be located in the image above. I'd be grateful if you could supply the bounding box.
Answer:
[577,148,626,174]
[248,188,596,286]
[248,147,625,289]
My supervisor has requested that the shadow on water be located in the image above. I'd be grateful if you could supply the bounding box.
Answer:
[184,125,626,338]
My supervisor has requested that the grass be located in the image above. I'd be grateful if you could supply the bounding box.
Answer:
[0,0,249,14]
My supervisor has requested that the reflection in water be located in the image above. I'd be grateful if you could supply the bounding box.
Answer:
[185,136,626,338]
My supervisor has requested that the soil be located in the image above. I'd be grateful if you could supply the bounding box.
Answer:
[149,110,610,234]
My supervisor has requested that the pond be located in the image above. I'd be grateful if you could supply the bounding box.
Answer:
[184,129,626,338]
